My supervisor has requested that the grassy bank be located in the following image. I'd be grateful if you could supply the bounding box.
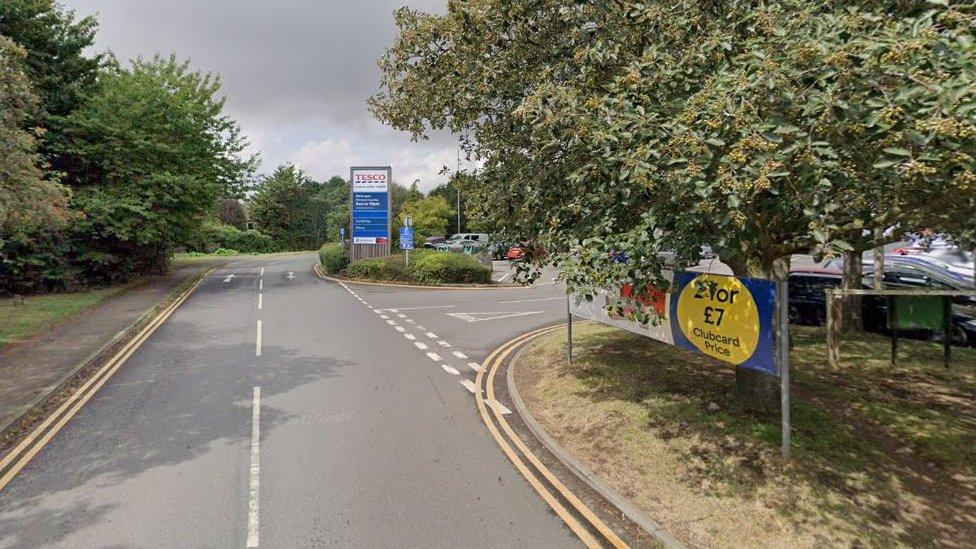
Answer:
[515,323,976,547]
[0,287,123,347]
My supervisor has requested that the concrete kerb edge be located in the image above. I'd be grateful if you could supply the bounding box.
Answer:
[0,265,220,438]
[506,332,686,549]
[312,263,528,291]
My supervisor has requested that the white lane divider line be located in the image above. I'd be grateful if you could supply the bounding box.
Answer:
[489,399,513,415]
[414,342,429,350]
[460,380,478,394]
[396,313,407,319]
[426,352,443,362]
[406,319,416,324]
[377,305,454,312]
[404,334,416,340]
[437,341,451,348]
[425,332,438,339]
[395,326,406,333]
[452,351,468,359]
[255,321,263,357]
[259,279,264,291]
[374,310,383,314]
[379,315,389,320]
[441,365,460,375]
[246,386,261,548]
[260,267,264,276]
[386,320,397,326]
[498,296,566,304]
[258,294,263,310]
[468,362,482,372]
[416,326,427,331]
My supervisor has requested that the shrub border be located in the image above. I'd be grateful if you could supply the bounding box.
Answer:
[312,263,526,290]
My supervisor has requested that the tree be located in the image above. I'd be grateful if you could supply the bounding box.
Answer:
[372,0,976,409]
[60,54,256,279]
[400,195,454,244]
[249,165,327,250]
[318,175,349,243]
[0,36,71,236]
[217,198,247,230]
[0,0,101,167]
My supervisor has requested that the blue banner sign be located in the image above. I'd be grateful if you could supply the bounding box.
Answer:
[351,168,389,244]
[669,272,777,375]
[399,226,414,250]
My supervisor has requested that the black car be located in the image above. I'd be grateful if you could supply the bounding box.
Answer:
[789,263,976,347]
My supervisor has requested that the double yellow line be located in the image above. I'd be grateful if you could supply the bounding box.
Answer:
[0,269,212,492]
[476,326,629,549]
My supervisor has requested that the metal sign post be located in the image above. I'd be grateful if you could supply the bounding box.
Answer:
[773,258,791,460]
[399,217,414,267]
[566,294,573,365]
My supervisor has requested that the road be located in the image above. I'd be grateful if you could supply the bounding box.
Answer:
[0,253,580,548]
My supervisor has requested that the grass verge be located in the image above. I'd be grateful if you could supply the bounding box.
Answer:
[515,323,976,547]
[0,287,123,347]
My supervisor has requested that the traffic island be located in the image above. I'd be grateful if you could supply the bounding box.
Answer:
[317,245,517,288]
[511,322,976,547]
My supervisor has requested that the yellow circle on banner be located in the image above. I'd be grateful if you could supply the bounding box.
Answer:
[676,274,761,365]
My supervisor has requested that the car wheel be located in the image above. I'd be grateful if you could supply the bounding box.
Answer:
[950,325,970,347]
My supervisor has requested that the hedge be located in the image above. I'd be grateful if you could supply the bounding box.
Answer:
[338,250,491,285]
[185,222,277,254]
[318,243,349,274]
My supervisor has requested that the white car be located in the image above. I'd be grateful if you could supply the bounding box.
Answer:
[436,233,490,253]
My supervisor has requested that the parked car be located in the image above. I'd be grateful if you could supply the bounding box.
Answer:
[789,259,976,346]
[435,233,490,253]
[505,243,526,260]
[422,236,446,249]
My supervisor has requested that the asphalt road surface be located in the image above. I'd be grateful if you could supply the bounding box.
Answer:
[0,253,580,548]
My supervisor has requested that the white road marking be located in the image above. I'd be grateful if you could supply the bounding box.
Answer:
[260,267,264,276]
[223,274,235,283]
[417,326,426,331]
[406,319,416,324]
[377,305,456,312]
[468,362,482,372]
[425,332,438,339]
[446,311,544,323]
[441,365,460,375]
[374,310,383,314]
[497,271,512,282]
[395,326,406,333]
[259,279,263,291]
[460,380,478,394]
[426,352,443,362]
[452,351,468,359]
[396,313,407,319]
[379,315,390,320]
[498,296,565,304]
[246,386,261,548]
[437,341,451,348]
[489,399,513,415]
[414,342,429,350]
[286,271,295,280]
[258,294,263,310]
[255,321,262,357]
[386,320,397,326]
[404,334,416,340]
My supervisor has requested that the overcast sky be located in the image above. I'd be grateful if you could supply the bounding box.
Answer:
[62,0,466,191]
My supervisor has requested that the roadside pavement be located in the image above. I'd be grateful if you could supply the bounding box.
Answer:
[0,260,226,433]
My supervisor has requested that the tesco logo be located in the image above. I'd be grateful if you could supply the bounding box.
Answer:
[355,173,386,181]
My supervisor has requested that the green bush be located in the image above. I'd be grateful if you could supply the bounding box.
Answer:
[342,250,491,285]
[318,243,349,274]
[185,222,277,254]
[411,251,491,284]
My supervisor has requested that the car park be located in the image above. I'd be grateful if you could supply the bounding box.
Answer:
[435,233,490,253]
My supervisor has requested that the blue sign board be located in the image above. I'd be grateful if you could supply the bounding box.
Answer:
[351,168,390,244]
[339,227,345,240]
[399,226,414,250]
[669,272,777,375]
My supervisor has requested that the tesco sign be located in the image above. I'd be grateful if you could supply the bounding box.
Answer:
[352,169,388,192]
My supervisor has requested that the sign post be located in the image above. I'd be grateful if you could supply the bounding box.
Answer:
[350,166,392,262]
[399,217,414,266]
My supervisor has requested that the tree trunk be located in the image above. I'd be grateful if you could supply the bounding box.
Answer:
[873,228,885,291]
[841,250,863,333]
[732,257,786,414]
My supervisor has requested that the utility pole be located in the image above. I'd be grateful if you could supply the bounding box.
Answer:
[456,141,462,234]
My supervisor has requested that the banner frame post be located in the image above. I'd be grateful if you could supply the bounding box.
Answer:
[778,276,791,460]
[566,294,573,365]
